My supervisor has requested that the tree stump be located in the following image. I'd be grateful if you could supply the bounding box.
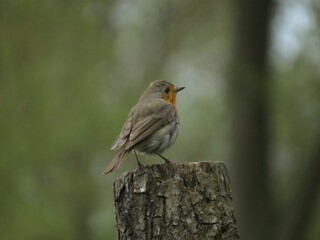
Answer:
[113,161,239,240]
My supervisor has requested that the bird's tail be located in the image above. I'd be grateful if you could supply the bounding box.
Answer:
[102,150,129,175]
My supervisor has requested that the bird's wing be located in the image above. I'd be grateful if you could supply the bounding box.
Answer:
[124,101,176,150]
[110,115,132,150]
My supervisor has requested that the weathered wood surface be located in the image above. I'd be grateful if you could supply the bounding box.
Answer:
[113,161,239,240]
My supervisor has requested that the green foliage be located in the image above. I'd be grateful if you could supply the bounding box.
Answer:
[0,1,116,239]
[0,0,319,239]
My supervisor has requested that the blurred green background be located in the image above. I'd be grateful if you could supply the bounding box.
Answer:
[1,0,319,239]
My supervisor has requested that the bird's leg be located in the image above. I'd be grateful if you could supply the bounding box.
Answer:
[156,152,171,163]
[133,150,143,167]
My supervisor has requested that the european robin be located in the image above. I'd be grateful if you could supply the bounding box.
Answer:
[102,80,185,175]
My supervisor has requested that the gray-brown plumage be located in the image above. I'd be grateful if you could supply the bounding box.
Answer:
[102,80,184,175]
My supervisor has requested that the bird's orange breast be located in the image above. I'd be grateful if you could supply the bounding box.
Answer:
[162,85,177,107]
[163,92,176,106]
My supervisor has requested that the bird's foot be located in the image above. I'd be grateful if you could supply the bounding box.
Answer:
[133,150,144,167]
[156,152,172,164]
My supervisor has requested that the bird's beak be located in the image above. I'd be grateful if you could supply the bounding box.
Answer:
[175,86,185,93]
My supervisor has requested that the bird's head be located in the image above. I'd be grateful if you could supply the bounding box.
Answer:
[147,80,185,106]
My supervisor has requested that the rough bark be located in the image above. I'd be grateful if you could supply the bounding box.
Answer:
[113,161,239,240]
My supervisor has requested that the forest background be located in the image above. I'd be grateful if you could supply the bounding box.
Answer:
[1,0,319,239]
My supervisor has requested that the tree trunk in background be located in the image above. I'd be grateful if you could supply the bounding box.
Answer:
[228,0,274,239]
[276,134,320,240]
[113,162,239,240]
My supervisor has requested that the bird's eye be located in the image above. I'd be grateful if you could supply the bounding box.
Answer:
[164,87,170,94]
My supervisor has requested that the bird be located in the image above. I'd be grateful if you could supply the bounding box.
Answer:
[102,80,185,175]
